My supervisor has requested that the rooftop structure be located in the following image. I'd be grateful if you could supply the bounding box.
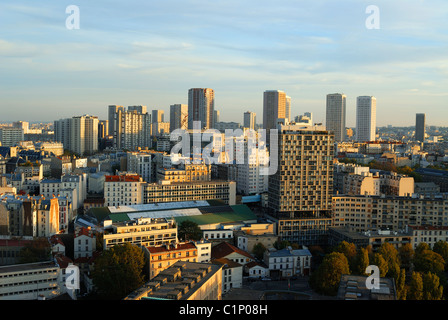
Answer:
[124,261,223,300]
[337,274,396,300]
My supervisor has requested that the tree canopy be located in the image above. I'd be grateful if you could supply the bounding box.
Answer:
[18,238,51,264]
[311,240,446,299]
[177,220,203,241]
[91,243,146,300]
[310,252,350,296]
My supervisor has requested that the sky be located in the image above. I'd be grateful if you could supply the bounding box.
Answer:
[0,0,447,127]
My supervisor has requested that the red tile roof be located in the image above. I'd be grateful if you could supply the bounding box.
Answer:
[146,242,196,253]
[211,241,254,260]
[75,226,94,238]
[211,257,242,268]
[54,254,73,269]
[105,175,141,182]
[50,235,65,246]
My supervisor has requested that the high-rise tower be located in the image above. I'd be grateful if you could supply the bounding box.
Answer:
[326,93,347,142]
[188,88,215,130]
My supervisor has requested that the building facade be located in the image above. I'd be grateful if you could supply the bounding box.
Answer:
[103,217,178,250]
[263,90,288,132]
[356,96,376,142]
[188,88,215,130]
[112,106,152,150]
[143,180,236,205]
[326,93,347,142]
[415,113,426,142]
[104,173,144,207]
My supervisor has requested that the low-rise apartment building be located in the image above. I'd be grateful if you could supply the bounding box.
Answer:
[328,226,412,251]
[263,247,312,278]
[0,261,61,300]
[407,225,448,249]
[332,194,448,232]
[104,173,144,207]
[102,217,178,250]
[145,242,199,279]
[124,261,223,300]
[143,180,236,205]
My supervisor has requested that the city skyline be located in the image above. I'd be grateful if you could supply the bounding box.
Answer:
[0,1,447,126]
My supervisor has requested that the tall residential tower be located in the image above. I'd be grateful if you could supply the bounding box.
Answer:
[415,113,426,142]
[356,96,376,142]
[188,88,215,130]
[326,93,346,142]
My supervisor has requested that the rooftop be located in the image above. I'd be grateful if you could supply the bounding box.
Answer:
[125,261,222,300]
[337,274,396,300]
[0,261,58,274]
[211,241,254,260]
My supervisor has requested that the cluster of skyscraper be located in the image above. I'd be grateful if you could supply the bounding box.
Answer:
[325,93,377,142]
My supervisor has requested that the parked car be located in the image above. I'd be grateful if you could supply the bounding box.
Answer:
[261,277,271,281]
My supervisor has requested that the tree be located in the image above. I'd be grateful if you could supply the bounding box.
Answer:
[178,220,202,241]
[333,241,358,273]
[422,272,444,300]
[91,243,146,299]
[407,272,423,300]
[252,243,267,261]
[433,241,448,265]
[396,268,407,300]
[352,247,369,276]
[388,260,401,281]
[372,253,388,277]
[18,238,51,264]
[415,242,430,256]
[414,248,445,276]
[398,243,414,271]
[310,252,350,296]
[378,242,400,268]
[274,240,291,250]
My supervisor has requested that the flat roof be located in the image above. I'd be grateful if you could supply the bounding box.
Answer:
[107,200,210,214]
[0,261,57,274]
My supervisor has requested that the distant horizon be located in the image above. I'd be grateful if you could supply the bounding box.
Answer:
[1,1,447,126]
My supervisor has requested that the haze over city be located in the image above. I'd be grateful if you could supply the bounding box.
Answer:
[1,0,447,125]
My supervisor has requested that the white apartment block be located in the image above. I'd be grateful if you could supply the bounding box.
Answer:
[104,173,144,207]
[102,217,178,250]
[0,261,61,300]
[356,96,376,142]
[113,106,152,150]
[74,226,96,259]
[54,115,99,155]
[0,127,24,147]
